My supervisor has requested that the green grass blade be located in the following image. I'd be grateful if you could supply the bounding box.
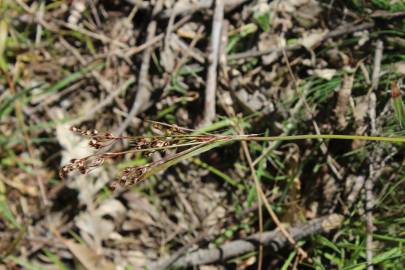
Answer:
[372,247,403,264]
[43,249,70,270]
[44,63,103,95]
[281,250,297,270]
[8,256,46,270]
[0,84,43,118]
[236,134,405,143]
[141,140,230,182]
[192,158,243,189]
[0,19,8,72]
[0,63,102,119]
[0,181,19,228]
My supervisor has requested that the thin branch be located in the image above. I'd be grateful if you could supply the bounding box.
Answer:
[282,48,343,180]
[124,0,250,18]
[241,137,309,261]
[371,40,383,92]
[147,214,343,268]
[116,20,157,135]
[200,0,224,127]
[217,24,265,269]
[369,40,383,135]
[239,130,265,270]
[123,15,191,58]
[365,39,384,270]
[228,22,374,61]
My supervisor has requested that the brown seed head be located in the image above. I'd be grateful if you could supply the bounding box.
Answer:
[89,139,103,149]
[117,165,149,186]
[109,181,121,191]
[59,165,70,179]
[104,132,114,139]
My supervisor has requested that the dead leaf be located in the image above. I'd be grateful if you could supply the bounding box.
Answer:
[321,214,344,232]
[62,238,115,270]
[299,29,327,50]
[76,199,125,253]
[160,43,176,72]
[188,182,226,229]
[1,174,38,197]
[122,192,160,231]
[258,33,285,65]
[334,74,354,129]
[76,212,114,252]
[311,68,337,80]
[393,61,405,74]
[96,199,126,225]
[353,30,370,48]
[295,0,322,27]
[353,95,369,125]
[234,89,270,113]
[352,95,369,149]
[125,250,149,269]
[270,0,321,30]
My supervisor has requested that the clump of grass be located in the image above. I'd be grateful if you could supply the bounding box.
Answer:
[60,121,405,189]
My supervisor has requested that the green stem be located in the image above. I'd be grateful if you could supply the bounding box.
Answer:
[234,134,405,143]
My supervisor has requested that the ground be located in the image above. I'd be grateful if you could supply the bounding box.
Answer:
[0,0,405,269]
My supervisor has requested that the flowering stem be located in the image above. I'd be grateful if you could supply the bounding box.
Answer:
[233,134,405,143]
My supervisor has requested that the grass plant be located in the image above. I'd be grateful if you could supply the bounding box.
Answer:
[60,120,405,189]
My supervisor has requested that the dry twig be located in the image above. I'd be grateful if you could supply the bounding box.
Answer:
[200,0,224,127]
[116,12,159,135]
[147,214,343,268]
[124,0,249,18]
[365,39,384,270]
[282,48,344,180]
[228,21,374,61]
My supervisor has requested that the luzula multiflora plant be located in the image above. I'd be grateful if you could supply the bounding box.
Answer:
[60,122,235,189]
[61,98,405,190]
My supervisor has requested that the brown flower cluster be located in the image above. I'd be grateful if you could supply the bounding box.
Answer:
[59,156,105,179]
[116,165,151,187]
[70,126,116,149]
[60,122,225,189]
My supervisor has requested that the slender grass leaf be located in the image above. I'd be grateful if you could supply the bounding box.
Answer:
[0,19,8,71]
[253,4,271,32]
[372,247,403,264]
[141,140,230,181]
[281,250,297,270]
[0,201,19,228]
[192,158,243,189]
[317,235,342,254]
[44,63,103,95]
[8,256,46,270]
[0,181,19,228]
[43,249,69,270]
[0,63,102,119]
